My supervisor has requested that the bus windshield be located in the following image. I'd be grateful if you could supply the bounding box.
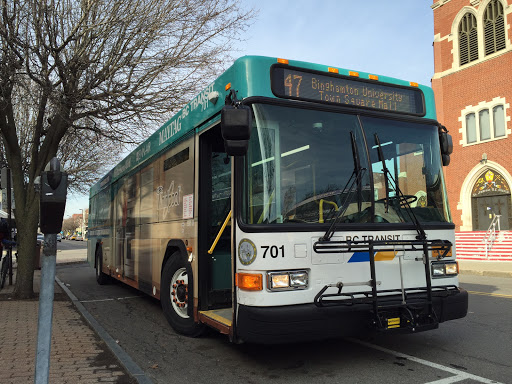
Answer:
[242,104,451,225]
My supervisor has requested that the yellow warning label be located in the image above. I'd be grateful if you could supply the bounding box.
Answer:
[387,317,400,328]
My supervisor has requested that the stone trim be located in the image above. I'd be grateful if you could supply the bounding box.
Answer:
[432,0,452,10]
[458,97,510,146]
[432,0,511,80]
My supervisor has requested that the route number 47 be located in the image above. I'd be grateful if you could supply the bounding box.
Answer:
[261,245,285,258]
[284,74,302,97]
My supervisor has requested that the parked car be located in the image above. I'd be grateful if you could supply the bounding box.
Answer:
[37,233,44,245]
[70,234,77,240]
[56,234,62,242]
[76,235,83,241]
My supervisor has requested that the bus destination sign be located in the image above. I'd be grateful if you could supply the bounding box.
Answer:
[272,67,425,115]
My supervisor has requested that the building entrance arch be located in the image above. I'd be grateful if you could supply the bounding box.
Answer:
[471,169,511,230]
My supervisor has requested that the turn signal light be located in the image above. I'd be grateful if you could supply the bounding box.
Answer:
[277,58,289,64]
[328,67,339,74]
[349,71,359,77]
[236,273,263,291]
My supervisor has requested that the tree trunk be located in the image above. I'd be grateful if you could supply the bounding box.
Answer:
[13,196,40,299]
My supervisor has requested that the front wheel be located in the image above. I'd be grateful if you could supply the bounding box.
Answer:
[161,252,205,337]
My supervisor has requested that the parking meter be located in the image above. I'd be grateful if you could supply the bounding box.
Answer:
[36,157,68,383]
[39,158,68,234]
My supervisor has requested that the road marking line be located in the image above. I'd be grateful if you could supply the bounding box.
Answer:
[80,298,115,303]
[424,376,467,383]
[467,290,512,299]
[80,295,144,303]
[347,338,504,384]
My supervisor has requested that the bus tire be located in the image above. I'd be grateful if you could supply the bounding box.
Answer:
[161,252,204,337]
[95,247,109,285]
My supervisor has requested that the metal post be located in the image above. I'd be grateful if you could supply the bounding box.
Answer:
[34,157,68,384]
[422,242,433,315]
[34,234,57,384]
[369,242,378,318]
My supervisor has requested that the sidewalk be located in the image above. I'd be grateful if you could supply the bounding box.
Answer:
[458,259,512,278]
[0,252,137,384]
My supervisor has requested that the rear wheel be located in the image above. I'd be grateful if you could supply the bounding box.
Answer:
[161,252,204,337]
[95,247,109,285]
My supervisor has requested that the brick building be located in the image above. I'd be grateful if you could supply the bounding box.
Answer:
[432,0,512,231]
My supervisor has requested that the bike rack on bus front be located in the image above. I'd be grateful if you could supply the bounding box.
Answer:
[312,238,455,332]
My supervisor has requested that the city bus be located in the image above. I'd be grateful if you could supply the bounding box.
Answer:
[87,56,468,343]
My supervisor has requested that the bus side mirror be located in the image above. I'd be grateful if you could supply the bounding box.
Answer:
[221,105,252,156]
[439,131,453,166]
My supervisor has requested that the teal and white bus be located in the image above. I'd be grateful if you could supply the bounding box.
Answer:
[88,56,467,343]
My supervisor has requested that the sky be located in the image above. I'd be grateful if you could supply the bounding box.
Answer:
[64,0,436,217]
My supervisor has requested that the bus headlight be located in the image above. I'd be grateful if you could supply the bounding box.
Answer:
[290,272,308,287]
[267,270,309,291]
[431,261,458,278]
[271,274,290,289]
[432,263,445,277]
[445,262,458,276]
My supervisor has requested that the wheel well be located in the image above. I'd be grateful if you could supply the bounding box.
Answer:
[161,240,187,278]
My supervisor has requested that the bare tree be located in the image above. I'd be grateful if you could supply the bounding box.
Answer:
[0,0,254,298]
[61,217,78,235]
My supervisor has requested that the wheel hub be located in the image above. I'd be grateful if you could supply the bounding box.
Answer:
[170,268,189,318]
[176,283,187,302]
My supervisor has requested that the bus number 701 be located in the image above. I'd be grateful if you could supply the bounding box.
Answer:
[261,245,285,258]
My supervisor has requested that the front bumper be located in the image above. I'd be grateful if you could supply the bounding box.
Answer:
[236,288,468,344]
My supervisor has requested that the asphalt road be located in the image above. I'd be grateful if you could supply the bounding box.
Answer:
[57,238,87,250]
[56,262,512,384]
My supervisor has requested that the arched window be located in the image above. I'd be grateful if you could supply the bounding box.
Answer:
[484,0,506,56]
[459,13,479,65]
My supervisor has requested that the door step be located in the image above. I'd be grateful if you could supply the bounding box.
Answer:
[198,308,232,334]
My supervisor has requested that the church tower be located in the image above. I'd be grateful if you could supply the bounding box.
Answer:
[432,0,512,231]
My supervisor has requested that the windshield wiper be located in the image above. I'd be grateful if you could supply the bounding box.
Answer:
[321,131,366,241]
[373,134,426,240]
[352,131,363,213]
[374,133,391,213]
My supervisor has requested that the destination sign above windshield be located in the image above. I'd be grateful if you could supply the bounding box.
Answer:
[272,67,425,115]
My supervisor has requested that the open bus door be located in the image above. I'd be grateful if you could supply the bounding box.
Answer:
[197,126,234,335]
[113,176,137,281]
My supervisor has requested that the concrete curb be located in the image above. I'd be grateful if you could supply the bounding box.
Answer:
[459,269,512,278]
[55,276,154,384]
